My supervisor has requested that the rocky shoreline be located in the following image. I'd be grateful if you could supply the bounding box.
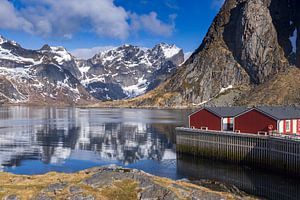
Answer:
[0,166,259,200]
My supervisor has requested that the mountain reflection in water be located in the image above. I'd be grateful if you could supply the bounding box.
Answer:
[0,107,187,175]
[0,106,299,200]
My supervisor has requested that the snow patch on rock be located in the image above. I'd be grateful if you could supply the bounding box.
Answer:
[122,76,148,97]
[79,66,90,74]
[50,46,72,64]
[0,36,7,44]
[160,44,181,59]
[290,28,297,53]
[219,85,233,94]
[0,46,38,64]
[192,100,209,106]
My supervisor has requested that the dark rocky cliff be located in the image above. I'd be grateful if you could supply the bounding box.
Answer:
[134,0,300,107]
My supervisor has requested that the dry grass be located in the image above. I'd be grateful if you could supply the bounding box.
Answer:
[0,171,140,200]
[86,81,181,108]
[0,168,261,200]
[100,179,139,200]
[0,171,88,199]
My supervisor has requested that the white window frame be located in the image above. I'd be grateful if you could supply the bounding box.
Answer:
[286,120,291,132]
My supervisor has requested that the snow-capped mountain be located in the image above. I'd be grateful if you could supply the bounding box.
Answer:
[77,43,184,100]
[0,35,92,104]
[0,35,184,104]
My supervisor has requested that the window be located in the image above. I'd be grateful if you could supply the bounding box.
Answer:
[286,120,291,132]
[223,118,233,131]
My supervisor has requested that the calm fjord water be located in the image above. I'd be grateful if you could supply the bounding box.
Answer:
[0,106,299,200]
[0,107,186,176]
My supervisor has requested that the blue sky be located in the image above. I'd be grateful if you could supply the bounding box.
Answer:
[0,0,224,58]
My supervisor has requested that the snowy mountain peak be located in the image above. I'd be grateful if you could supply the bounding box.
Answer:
[40,44,52,51]
[116,44,145,53]
[50,46,68,52]
[121,44,134,48]
[0,35,7,44]
[78,43,184,100]
[116,44,136,51]
[153,43,182,59]
[0,35,184,103]
[0,36,19,47]
[39,45,72,65]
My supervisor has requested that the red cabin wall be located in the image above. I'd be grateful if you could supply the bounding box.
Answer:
[234,109,277,134]
[189,109,221,131]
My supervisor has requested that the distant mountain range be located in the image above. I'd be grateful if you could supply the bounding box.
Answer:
[0,35,183,105]
[77,43,184,100]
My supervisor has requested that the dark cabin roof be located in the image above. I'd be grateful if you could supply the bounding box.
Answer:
[190,106,249,118]
[256,106,300,120]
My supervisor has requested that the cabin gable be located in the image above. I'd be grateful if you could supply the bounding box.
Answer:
[234,109,277,134]
[189,109,221,130]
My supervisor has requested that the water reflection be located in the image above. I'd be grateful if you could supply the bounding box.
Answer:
[0,107,185,171]
[0,106,299,200]
[177,155,300,200]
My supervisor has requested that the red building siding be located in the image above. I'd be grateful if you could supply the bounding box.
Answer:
[234,109,277,134]
[189,109,221,130]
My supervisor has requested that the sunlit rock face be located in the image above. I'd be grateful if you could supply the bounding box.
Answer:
[138,0,300,107]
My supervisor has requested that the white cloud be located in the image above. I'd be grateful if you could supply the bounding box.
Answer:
[71,46,116,59]
[0,0,33,32]
[131,12,176,37]
[0,0,176,39]
[19,0,130,39]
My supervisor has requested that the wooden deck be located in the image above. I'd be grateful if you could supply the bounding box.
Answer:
[176,127,300,175]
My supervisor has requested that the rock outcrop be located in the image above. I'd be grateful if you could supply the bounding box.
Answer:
[0,166,259,200]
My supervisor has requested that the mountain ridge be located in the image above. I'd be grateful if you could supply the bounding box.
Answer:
[0,35,184,105]
[77,43,184,100]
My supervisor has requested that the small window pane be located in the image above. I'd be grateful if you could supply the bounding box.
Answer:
[286,120,290,131]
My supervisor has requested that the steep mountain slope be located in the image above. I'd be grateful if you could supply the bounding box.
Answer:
[128,0,299,107]
[77,43,184,100]
[237,66,300,106]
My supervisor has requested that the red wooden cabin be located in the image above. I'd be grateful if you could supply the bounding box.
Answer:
[234,106,300,134]
[189,107,248,131]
